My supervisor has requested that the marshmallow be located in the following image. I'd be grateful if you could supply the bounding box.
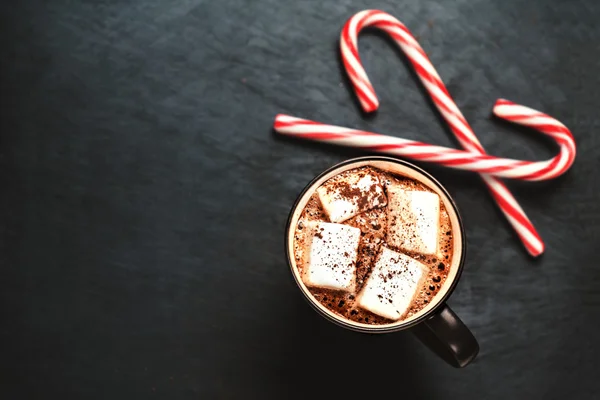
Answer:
[356,247,428,320]
[303,222,361,292]
[386,186,440,256]
[317,172,386,223]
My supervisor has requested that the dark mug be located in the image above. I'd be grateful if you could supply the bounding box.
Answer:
[285,156,478,367]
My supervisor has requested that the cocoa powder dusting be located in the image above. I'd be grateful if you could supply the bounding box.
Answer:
[293,166,454,325]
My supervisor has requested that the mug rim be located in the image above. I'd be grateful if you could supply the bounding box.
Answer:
[285,156,467,333]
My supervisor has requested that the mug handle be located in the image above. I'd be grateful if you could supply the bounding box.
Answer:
[411,304,479,368]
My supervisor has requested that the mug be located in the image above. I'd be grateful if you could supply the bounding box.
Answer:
[285,156,479,367]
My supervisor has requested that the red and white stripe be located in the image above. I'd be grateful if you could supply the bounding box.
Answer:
[340,10,573,257]
[492,99,576,181]
[274,107,575,181]
[276,10,577,256]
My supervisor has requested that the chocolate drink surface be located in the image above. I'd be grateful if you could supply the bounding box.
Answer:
[292,166,453,325]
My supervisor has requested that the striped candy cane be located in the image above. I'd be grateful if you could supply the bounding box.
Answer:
[338,9,574,257]
[275,100,575,180]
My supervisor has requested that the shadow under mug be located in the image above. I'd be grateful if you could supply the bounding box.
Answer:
[285,156,479,368]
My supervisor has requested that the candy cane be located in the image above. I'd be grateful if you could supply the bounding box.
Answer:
[340,9,573,257]
[274,101,575,180]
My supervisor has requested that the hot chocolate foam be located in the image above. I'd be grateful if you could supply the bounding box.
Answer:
[293,166,454,325]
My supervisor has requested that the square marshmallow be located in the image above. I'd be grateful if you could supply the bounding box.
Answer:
[303,222,361,292]
[356,247,428,320]
[317,172,386,223]
[386,186,440,256]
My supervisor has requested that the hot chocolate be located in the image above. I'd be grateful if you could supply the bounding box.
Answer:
[292,166,454,325]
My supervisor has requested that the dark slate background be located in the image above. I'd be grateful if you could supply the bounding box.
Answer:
[1,0,598,398]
